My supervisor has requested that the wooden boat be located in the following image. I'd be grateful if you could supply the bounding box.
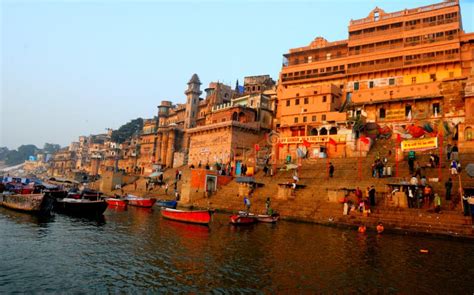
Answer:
[54,198,108,216]
[161,208,212,225]
[156,200,177,209]
[230,212,258,225]
[106,198,127,207]
[256,213,280,223]
[1,192,55,215]
[126,196,157,208]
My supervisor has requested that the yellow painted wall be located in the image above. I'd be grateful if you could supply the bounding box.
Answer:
[402,68,462,85]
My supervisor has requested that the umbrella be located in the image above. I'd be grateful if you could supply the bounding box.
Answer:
[466,164,474,178]
[148,171,163,178]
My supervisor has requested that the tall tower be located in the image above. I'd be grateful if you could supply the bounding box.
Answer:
[184,73,202,129]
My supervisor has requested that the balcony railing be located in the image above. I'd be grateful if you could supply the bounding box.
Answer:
[347,61,404,74]
[281,70,345,83]
[404,54,458,66]
[283,54,346,67]
[348,43,403,55]
[350,1,457,25]
[349,17,458,41]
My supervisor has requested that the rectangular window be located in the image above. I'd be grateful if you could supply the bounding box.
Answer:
[286,100,290,107]
[389,78,395,85]
[294,117,299,123]
[354,82,360,90]
[379,108,386,119]
[304,97,309,104]
[312,115,316,121]
[322,96,327,103]
[433,103,440,116]
[295,98,300,105]
[322,114,327,121]
[303,116,307,123]
[331,96,335,103]
[405,105,412,117]
[369,81,374,88]
[411,77,416,84]
[430,74,436,81]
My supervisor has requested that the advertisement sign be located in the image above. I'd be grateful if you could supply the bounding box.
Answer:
[401,137,438,152]
[385,109,405,120]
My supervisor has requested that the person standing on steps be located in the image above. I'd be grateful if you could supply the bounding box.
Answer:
[445,178,453,209]
[265,197,272,215]
[451,144,459,161]
[243,196,251,213]
[329,162,334,178]
[369,185,376,207]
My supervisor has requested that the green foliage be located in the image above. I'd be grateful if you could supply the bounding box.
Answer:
[43,143,61,154]
[0,147,9,161]
[4,144,39,166]
[111,118,144,143]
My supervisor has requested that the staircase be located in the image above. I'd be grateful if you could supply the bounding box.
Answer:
[190,138,474,238]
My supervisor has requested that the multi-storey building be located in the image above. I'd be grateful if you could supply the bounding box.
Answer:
[277,0,474,160]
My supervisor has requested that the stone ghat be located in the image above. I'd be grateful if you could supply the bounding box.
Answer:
[191,147,474,239]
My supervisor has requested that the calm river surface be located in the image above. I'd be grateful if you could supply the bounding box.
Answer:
[1,206,474,294]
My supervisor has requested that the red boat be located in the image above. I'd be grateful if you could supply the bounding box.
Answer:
[106,198,127,207]
[230,213,258,225]
[161,208,212,225]
[126,195,156,208]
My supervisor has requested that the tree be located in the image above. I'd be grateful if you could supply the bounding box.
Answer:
[43,143,61,154]
[0,147,9,161]
[4,144,39,166]
[111,118,144,143]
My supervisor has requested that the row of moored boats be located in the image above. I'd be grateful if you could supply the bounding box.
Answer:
[0,178,279,226]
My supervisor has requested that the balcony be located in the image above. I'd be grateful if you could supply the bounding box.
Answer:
[348,43,403,55]
[281,70,345,83]
[349,27,403,41]
[347,61,404,74]
[404,54,458,66]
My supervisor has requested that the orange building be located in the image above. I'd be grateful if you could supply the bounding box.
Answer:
[277,0,474,160]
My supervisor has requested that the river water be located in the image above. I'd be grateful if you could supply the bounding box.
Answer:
[1,206,473,294]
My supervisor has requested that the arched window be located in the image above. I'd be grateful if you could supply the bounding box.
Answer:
[232,112,238,121]
[320,128,328,135]
[329,127,338,135]
[310,128,318,136]
[465,127,473,141]
[238,112,246,123]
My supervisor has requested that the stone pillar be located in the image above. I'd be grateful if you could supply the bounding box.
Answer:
[161,132,168,167]
[166,130,175,168]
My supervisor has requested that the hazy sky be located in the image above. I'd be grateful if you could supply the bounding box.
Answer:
[1,0,473,149]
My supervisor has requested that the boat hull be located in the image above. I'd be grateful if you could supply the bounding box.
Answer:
[256,213,280,223]
[161,208,211,225]
[106,198,127,207]
[156,200,177,209]
[1,193,54,215]
[128,198,156,208]
[230,214,258,225]
[54,199,108,216]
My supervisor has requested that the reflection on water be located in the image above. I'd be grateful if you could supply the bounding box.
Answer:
[0,207,474,293]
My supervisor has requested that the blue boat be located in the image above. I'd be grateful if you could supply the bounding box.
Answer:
[156,200,177,209]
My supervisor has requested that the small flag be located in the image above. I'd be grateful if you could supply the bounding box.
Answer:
[278,142,284,148]
[303,140,311,148]
[328,138,337,146]
[254,144,260,151]
[396,134,402,143]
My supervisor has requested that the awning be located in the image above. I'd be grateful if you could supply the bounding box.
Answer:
[236,177,256,183]
[148,171,163,178]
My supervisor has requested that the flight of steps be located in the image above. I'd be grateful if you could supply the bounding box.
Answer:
[191,139,474,238]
